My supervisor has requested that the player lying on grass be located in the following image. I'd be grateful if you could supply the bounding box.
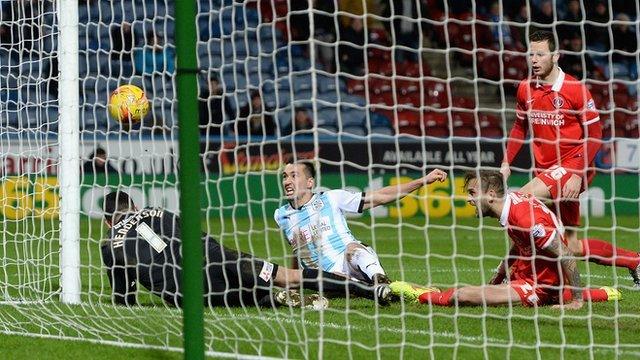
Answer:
[100,191,392,308]
[416,171,620,309]
[500,30,640,285]
[274,161,447,285]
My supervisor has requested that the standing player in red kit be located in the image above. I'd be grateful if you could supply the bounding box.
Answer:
[417,171,620,309]
[500,31,640,285]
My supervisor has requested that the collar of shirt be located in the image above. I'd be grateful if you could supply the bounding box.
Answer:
[499,193,513,227]
[534,67,565,92]
[288,193,317,211]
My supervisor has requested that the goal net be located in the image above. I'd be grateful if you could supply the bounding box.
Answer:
[1,0,639,357]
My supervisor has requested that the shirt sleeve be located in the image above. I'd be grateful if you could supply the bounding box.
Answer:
[576,85,600,125]
[326,189,365,213]
[273,208,281,228]
[528,207,564,251]
[101,243,138,306]
[515,80,528,121]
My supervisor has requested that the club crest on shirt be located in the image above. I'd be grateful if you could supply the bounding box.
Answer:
[587,99,595,110]
[311,198,324,211]
[552,96,564,108]
[532,224,546,238]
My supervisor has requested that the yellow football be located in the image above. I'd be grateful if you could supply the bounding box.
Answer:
[108,84,149,123]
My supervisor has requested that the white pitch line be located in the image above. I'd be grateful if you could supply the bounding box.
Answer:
[212,313,640,357]
[0,330,285,360]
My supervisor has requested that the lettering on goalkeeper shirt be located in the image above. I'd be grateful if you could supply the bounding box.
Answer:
[112,208,165,241]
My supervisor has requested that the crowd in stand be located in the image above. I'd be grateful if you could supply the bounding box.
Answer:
[0,0,637,139]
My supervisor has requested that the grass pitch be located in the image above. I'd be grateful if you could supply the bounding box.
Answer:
[1,215,640,359]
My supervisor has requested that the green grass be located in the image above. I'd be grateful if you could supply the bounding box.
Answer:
[2,215,640,359]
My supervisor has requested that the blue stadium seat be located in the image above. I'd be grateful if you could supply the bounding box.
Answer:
[317,109,337,127]
[317,91,338,103]
[370,126,394,136]
[342,126,366,136]
[292,73,312,92]
[369,111,391,128]
[277,109,293,130]
[340,94,367,107]
[339,106,366,127]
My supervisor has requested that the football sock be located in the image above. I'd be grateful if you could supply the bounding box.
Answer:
[562,288,609,302]
[300,268,377,299]
[581,238,640,270]
[350,247,386,281]
[418,288,454,306]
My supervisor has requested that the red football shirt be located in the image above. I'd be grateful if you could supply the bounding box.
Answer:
[500,192,566,287]
[512,69,600,171]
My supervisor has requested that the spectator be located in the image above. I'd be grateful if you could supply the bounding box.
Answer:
[292,108,313,132]
[198,74,232,135]
[235,91,275,136]
[383,0,427,63]
[83,147,118,175]
[511,4,529,45]
[585,1,610,51]
[558,0,582,45]
[531,0,554,30]
[611,13,637,80]
[339,17,366,75]
[111,22,134,61]
[133,30,175,75]
[488,2,514,48]
[559,35,602,80]
[314,0,337,72]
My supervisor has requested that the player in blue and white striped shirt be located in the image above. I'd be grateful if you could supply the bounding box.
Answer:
[274,161,447,285]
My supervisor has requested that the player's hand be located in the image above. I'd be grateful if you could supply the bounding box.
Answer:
[562,174,582,199]
[499,162,511,181]
[424,169,447,184]
[552,299,584,310]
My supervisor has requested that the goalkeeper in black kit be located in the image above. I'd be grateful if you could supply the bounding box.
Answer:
[100,191,391,308]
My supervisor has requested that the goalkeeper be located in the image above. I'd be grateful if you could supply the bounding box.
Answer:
[100,191,391,308]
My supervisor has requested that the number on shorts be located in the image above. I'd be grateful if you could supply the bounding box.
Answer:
[548,166,567,181]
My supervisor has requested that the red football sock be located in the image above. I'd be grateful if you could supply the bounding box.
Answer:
[562,288,609,302]
[418,288,455,306]
[581,238,640,270]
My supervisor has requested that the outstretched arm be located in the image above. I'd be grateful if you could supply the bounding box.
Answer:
[361,169,448,211]
[546,233,583,310]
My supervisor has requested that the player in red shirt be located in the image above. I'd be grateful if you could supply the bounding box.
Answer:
[500,30,640,285]
[418,171,619,309]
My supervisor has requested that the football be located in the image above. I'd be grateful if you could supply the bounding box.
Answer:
[108,84,149,123]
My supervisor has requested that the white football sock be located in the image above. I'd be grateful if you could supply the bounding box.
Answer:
[350,247,385,280]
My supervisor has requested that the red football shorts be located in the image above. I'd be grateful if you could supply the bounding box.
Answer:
[509,279,558,307]
[536,165,596,226]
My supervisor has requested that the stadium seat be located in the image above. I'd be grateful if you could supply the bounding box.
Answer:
[502,53,528,81]
[397,61,431,77]
[370,126,394,136]
[346,78,365,95]
[479,127,503,138]
[369,111,391,129]
[452,96,476,110]
[368,76,392,95]
[339,107,366,127]
[292,73,312,92]
[423,111,450,137]
[394,108,421,129]
[343,126,366,136]
[369,92,395,106]
[477,52,501,80]
[395,79,420,95]
[423,80,449,108]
